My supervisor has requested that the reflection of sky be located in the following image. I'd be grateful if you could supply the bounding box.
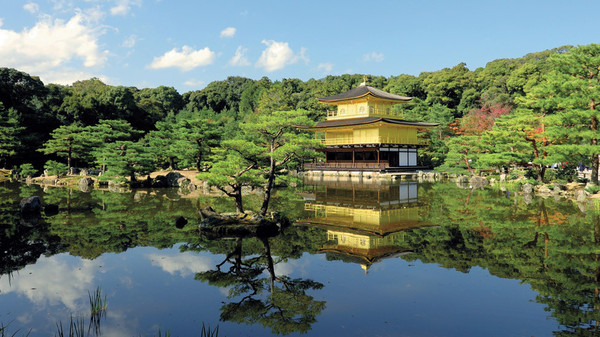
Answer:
[146,252,213,277]
[0,254,101,313]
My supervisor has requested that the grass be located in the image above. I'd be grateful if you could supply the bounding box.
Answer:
[0,321,30,337]
[88,287,107,316]
[200,323,219,337]
[55,316,85,337]
[88,287,107,336]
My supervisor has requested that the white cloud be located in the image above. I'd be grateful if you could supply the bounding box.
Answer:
[0,255,101,312]
[24,3,40,14]
[256,40,299,72]
[299,47,309,64]
[146,252,213,277]
[111,0,142,16]
[317,62,333,74]
[220,27,236,38]
[363,51,385,63]
[40,69,110,85]
[229,45,250,66]
[0,13,108,81]
[122,34,137,48]
[183,79,205,87]
[149,46,216,71]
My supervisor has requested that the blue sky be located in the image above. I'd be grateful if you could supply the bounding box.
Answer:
[1,0,599,93]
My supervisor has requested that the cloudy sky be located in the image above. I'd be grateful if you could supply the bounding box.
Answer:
[1,0,599,92]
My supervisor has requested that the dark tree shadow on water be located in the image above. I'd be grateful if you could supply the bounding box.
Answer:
[195,236,326,335]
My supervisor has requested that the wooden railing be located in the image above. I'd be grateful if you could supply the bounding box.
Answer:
[304,162,390,170]
[326,108,403,119]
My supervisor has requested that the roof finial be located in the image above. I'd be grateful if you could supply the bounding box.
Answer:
[359,75,367,87]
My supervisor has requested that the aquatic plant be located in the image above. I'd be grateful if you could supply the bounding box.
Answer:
[55,316,85,337]
[0,321,30,337]
[88,286,107,335]
[200,323,219,337]
[88,286,107,315]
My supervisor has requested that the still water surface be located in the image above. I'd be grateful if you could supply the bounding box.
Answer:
[0,179,598,336]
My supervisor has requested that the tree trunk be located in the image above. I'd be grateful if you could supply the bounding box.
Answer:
[536,165,546,182]
[260,155,276,217]
[464,155,474,175]
[233,187,244,214]
[592,113,599,185]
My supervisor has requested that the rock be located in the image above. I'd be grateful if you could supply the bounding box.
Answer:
[523,193,533,204]
[152,175,168,188]
[175,216,188,229]
[166,172,185,187]
[576,190,588,203]
[199,206,219,219]
[78,177,94,192]
[555,184,567,191]
[199,212,285,238]
[499,173,506,182]
[521,183,534,194]
[456,175,470,184]
[20,196,42,215]
[469,176,489,189]
[536,185,552,196]
[44,204,59,216]
[79,168,89,176]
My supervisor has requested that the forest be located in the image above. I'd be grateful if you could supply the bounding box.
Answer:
[1,43,599,185]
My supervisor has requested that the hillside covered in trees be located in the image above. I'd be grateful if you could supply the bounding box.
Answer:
[1,44,598,184]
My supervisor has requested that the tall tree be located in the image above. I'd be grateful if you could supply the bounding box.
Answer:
[39,124,91,171]
[528,44,600,184]
[0,105,25,168]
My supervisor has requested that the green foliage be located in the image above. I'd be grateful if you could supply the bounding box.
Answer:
[18,163,37,178]
[39,124,91,170]
[0,106,25,168]
[44,160,68,176]
[584,185,600,194]
[556,163,578,182]
[98,140,154,183]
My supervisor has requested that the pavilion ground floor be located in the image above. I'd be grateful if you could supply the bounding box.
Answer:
[303,145,430,172]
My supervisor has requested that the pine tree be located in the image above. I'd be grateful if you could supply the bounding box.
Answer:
[531,44,600,184]
[0,105,25,168]
[39,124,90,172]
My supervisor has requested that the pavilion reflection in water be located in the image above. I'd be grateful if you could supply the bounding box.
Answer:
[299,177,432,272]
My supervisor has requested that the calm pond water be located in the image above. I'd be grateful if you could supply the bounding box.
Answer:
[1,178,599,336]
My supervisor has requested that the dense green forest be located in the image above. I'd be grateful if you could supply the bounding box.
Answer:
[1,43,599,184]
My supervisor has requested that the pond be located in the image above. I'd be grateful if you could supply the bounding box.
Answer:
[0,178,599,336]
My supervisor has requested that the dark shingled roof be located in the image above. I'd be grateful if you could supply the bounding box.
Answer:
[318,85,412,103]
[304,117,439,129]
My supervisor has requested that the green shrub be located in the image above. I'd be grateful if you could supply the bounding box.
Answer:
[543,169,556,183]
[507,171,519,180]
[585,185,600,194]
[44,160,68,177]
[18,163,37,177]
[556,163,578,182]
[524,168,537,180]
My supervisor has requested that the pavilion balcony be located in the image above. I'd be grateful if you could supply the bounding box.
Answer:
[317,136,429,146]
[303,162,430,172]
[326,108,404,119]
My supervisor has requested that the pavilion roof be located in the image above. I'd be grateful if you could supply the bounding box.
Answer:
[303,117,439,129]
[317,85,412,103]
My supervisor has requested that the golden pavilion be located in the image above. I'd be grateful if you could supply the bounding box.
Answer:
[303,82,438,172]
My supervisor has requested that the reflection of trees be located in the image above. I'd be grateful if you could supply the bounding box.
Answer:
[405,183,600,336]
[195,236,325,335]
[0,185,63,277]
